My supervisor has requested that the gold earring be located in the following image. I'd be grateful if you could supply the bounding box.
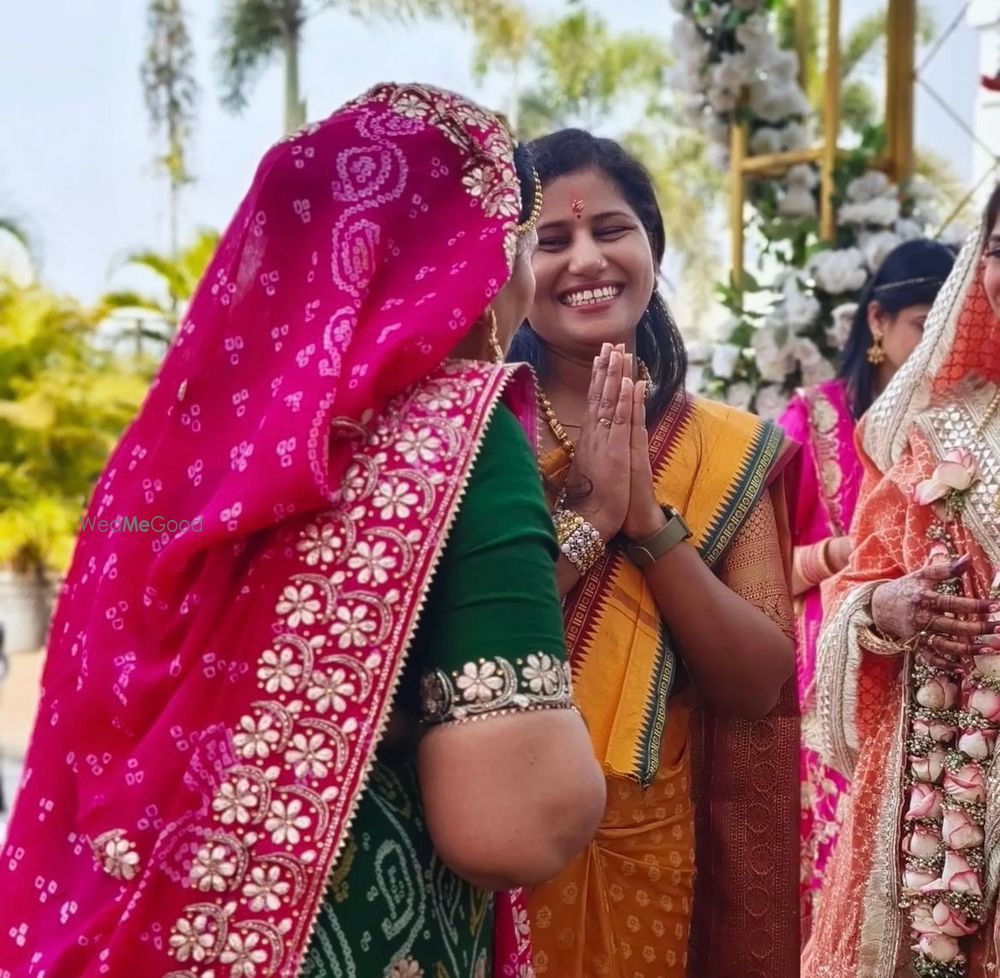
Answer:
[486,307,504,364]
[867,333,886,365]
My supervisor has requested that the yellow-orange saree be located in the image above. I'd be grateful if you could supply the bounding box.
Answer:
[529,394,800,978]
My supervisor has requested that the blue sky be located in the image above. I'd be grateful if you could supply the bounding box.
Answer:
[0,1,979,304]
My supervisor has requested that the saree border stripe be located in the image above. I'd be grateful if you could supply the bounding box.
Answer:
[698,418,788,569]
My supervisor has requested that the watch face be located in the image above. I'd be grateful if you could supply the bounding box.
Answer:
[662,505,691,538]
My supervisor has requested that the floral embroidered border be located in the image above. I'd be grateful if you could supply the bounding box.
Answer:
[420,653,574,724]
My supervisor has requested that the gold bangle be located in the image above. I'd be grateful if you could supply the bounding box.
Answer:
[553,508,606,577]
[857,624,910,657]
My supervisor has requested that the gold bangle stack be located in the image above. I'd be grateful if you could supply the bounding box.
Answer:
[553,508,606,577]
[857,624,910,657]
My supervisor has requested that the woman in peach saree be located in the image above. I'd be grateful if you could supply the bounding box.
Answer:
[804,183,1000,977]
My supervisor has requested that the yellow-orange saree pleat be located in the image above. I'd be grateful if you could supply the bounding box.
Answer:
[529,395,800,978]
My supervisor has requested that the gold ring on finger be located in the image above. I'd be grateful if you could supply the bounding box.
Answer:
[598,417,613,428]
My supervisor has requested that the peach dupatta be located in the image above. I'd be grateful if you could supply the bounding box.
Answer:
[805,231,1000,977]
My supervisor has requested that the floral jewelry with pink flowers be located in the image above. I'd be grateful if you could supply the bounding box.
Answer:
[901,448,999,978]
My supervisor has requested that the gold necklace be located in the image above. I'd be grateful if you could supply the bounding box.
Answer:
[537,359,652,461]
[537,387,577,459]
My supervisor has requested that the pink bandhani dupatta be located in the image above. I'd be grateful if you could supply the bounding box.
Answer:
[0,83,536,978]
[778,378,862,936]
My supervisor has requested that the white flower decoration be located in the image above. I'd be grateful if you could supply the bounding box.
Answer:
[265,798,311,845]
[257,646,304,694]
[373,480,420,520]
[169,913,215,962]
[395,427,443,466]
[306,667,356,713]
[242,865,290,912]
[212,777,259,826]
[284,731,335,779]
[296,523,340,566]
[99,834,140,881]
[456,660,505,703]
[233,713,280,760]
[522,653,561,695]
[330,604,376,650]
[386,956,424,978]
[275,583,322,627]
[220,930,268,977]
[347,540,397,585]
[190,843,238,893]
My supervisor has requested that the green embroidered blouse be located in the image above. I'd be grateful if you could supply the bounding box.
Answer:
[302,405,568,978]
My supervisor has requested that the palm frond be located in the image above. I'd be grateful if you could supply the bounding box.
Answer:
[216,0,292,112]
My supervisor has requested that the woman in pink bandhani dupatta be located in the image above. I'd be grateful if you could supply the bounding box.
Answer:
[0,83,605,978]
[779,239,955,939]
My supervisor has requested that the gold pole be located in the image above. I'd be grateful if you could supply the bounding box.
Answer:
[730,121,748,291]
[885,0,916,183]
[820,0,841,240]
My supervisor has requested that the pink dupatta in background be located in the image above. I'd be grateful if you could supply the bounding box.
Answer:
[0,83,537,978]
[778,378,863,935]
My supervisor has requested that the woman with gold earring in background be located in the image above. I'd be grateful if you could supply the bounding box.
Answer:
[778,238,956,940]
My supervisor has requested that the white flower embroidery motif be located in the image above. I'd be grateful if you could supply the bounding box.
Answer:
[98,834,140,880]
[190,843,238,893]
[220,930,268,977]
[462,166,491,199]
[233,713,280,760]
[169,913,215,962]
[330,605,376,650]
[306,667,356,712]
[284,731,335,779]
[242,864,291,912]
[386,956,424,978]
[456,661,505,704]
[373,480,420,520]
[392,93,428,119]
[348,540,397,585]
[483,190,520,219]
[257,646,304,694]
[297,523,341,566]
[395,427,443,466]
[522,653,560,695]
[341,463,369,503]
[275,583,322,627]
[423,386,459,412]
[265,798,311,845]
[212,777,259,825]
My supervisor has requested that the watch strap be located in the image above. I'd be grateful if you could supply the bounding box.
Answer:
[626,507,692,567]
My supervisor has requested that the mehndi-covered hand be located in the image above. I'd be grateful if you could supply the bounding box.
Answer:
[871,555,1000,658]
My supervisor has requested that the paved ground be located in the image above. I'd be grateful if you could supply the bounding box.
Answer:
[0,649,43,842]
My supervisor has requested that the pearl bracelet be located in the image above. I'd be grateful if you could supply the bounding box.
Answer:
[552,508,606,577]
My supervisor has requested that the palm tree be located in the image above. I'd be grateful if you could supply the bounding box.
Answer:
[99,228,220,354]
[216,0,515,134]
[141,0,199,254]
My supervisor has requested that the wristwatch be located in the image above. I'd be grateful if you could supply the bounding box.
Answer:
[626,505,692,568]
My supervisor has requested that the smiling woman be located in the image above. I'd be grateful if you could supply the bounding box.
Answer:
[508,129,800,978]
